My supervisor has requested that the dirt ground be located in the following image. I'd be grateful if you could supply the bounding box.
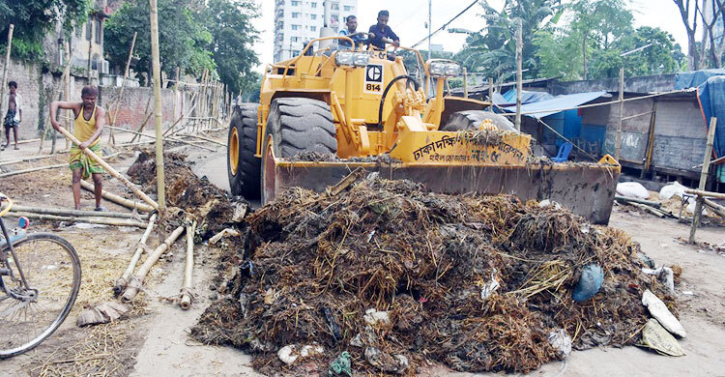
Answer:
[0,133,724,376]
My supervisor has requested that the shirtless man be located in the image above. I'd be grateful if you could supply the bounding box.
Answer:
[50,86,107,211]
[3,81,22,150]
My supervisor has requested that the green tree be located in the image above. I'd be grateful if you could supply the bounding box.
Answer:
[202,0,260,95]
[0,0,90,61]
[105,0,214,84]
[457,0,563,82]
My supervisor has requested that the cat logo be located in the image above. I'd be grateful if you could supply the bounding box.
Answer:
[364,64,384,94]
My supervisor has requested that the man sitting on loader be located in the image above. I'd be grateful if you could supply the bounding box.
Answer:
[368,10,400,50]
[338,15,368,50]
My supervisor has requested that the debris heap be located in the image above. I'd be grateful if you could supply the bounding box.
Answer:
[127,150,246,234]
[192,175,675,375]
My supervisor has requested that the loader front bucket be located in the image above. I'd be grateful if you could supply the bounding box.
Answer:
[262,152,621,225]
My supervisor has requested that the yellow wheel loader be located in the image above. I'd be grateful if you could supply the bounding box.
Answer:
[227,36,621,224]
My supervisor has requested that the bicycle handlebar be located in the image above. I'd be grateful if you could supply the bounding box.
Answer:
[0,196,13,218]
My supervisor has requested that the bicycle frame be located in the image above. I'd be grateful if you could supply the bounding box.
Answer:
[0,203,33,301]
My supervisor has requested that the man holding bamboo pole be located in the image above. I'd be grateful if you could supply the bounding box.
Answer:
[50,86,108,211]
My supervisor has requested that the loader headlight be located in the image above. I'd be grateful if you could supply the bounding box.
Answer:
[430,62,461,77]
[352,53,370,67]
[336,52,370,67]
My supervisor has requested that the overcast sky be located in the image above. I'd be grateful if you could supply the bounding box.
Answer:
[252,0,687,71]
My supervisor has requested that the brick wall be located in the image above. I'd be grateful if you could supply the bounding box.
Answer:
[0,56,197,141]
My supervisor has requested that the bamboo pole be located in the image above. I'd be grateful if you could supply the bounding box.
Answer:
[685,188,725,199]
[0,163,67,178]
[172,67,180,128]
[114,213,157,295]
[11,212,146,228]
[122,225,185,302]
[0,24,14,149]
[163,92,198,137]
[64,41,71,150]
[0,152,67,166]
[177,133,226,146]
[10,205,145,219]
[615,67,624,161]
[39,44,71,155]
[55,125,159,210]
[149,0,166,212]
[704,198,725,218]
[689,117,717,244]
[179,221,196,310]
[108,32,138,145]
[129,96,153,143]
[79,180,155,213]
[86,21,93,84]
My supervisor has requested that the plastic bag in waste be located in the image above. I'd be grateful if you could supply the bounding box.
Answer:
[639,319,686,356]
[328,351,353,376]
[364,347,408,374]
[642,267,675,294]
[617,182,650,199]
[642,290,687,338]
[548,329,572,359]
[659,182,687,200]
[573,264,604,302]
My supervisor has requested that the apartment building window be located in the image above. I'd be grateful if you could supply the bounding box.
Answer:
[344,5,353,11]
[95,19,102,44]
[311,2,317,7]
[291,37,299,42]
[310,14,317,20]
[311,26,317,31]
[291,0,300,5]
[292,12,300,18]
[291,24,301,30]
[292,50,300,56]
[331,3,339,10]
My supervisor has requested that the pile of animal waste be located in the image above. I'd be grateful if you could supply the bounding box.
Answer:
[192,175,676,375]
[127,150,246,235]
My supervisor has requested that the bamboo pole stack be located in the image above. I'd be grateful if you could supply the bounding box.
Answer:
[122,225,185,302]
[114,214,157,295]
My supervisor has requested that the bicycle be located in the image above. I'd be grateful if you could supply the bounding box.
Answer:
[0,193,81,358]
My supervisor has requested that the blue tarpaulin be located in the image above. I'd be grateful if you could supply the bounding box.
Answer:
[675,68,725,89]
[676,69,725,182]
[696,77,725,182]
[494,91,609,119]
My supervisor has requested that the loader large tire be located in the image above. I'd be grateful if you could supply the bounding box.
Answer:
[227,103,261,199]
[261,98,337,203]
[264,98,338,158]
[442,110,518,133]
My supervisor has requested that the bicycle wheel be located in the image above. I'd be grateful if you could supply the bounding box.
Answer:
[0,233,81,358]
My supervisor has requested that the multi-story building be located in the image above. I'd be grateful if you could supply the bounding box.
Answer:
[273,0,358,62]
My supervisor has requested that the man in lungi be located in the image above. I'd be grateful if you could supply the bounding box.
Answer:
[50,85,107,211]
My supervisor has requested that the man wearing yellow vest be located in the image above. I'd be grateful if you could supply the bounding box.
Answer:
[50,86,107,211]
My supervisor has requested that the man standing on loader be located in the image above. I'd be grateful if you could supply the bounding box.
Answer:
[368,10,400,50]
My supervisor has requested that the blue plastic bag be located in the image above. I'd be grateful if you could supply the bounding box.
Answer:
[573,264,604,302]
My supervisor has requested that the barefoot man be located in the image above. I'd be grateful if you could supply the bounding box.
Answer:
[50,86,107,211]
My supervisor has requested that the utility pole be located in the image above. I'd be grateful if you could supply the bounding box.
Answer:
[428,0,432,61]
[149,0,166,211]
